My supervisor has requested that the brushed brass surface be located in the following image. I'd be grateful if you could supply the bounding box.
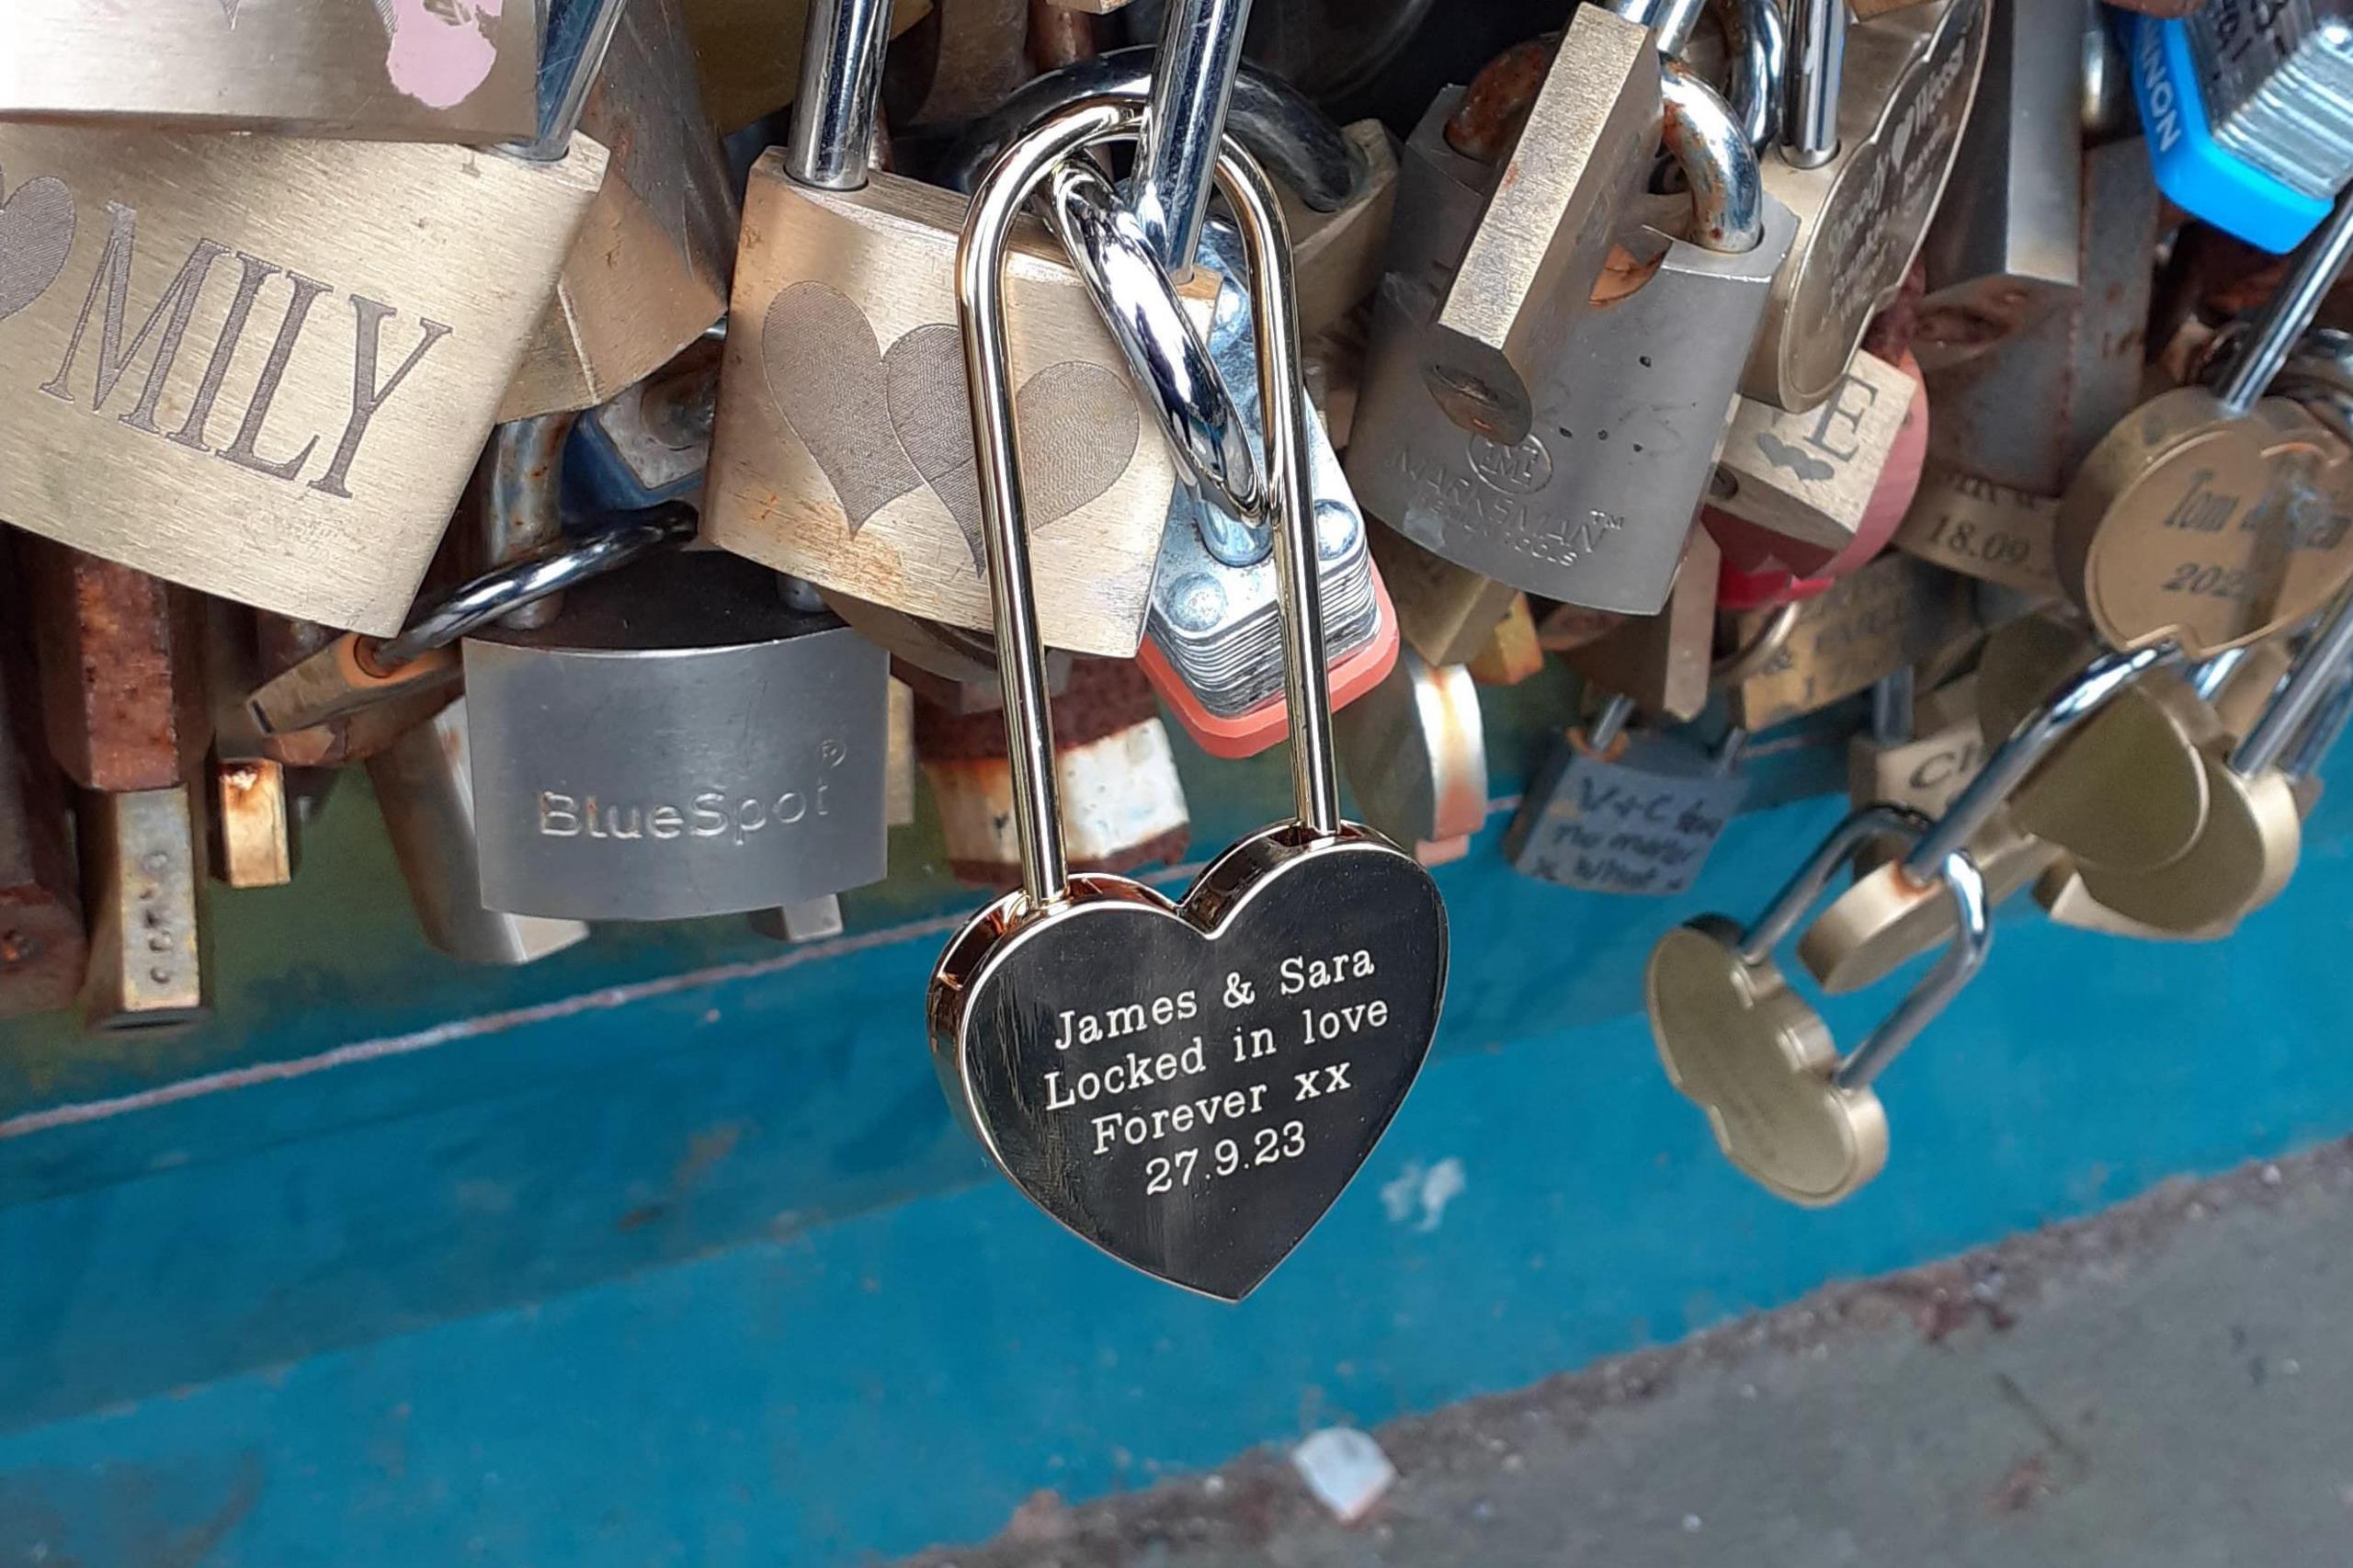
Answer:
[1847,678,1984,818]
[1894,460,2065,596]
[2058,389,2353,656]
[1745,0,1988,412]
[1370,526,1522,668]
[1563,528,1721,721]
[1649,916,1889,1206]
[1714,351,1919,553]
[1422,4,1657,443]
[1975,614,2218,873]
[1796,826,2052,993]
[2074,755,2302,934]
[1722,554,1974,729]
[703,162,1211,658]
[3,0,540,141]
[2035,859,2236,940]
[497,0,736,421]
[0,125,608,636]
[1466,595,1543,687]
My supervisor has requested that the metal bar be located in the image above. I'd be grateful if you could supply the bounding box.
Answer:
[787,0,897,190]
[1780,0,1843,168]
[1834,848,1989,1090]
[2235,585,2353,775]
[1130,0,1253,278]
[1738,804,1927,965]
[2217,187,2353,415]
[1901,642,2180,879]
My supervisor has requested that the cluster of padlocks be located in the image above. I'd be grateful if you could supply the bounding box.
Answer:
[5,0,2353,1298]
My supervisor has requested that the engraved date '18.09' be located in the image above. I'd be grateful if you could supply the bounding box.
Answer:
[1036,948,1395,1200]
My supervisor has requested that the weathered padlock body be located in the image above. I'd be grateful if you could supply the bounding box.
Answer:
[3,0,541,141]
[702,162,1206,657]
[496,0,738,422]
[1333,650,1487,864]
[1349,91,1797,612]
[1914,136,2157,497]
[464,551,892,923]
[0,125,608,635]
[1722,553,1975,729]
[1419,6,1662,445]
[1507,727,1747,896]
[1893,461,2066,597]
[1711,350,1922,554]
[1745,0,1991,412]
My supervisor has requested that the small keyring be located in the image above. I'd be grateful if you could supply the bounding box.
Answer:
[1710,600,1802,690]
[370,501,699,671]
[1036,154,1266,522]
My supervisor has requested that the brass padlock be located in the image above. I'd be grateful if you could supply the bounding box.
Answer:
[1719,552,1975,730]
[5,0,541,141]
[497,0,738,423]
[701,0,1200,657]
[0,123,607,634]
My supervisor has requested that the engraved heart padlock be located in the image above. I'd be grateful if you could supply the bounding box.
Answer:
[927,96,1449,1301]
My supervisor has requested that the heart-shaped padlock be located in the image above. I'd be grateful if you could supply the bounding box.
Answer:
[928,97,1449,1301]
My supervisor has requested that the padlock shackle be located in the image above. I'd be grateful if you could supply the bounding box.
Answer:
[1708,0,1786,150]
[1869,668,1915,747]
[942,47,1361,213]
[373,503,699,671]
[1734,805,1991,1088]
[1132,0,1256,278]
[960,97,1332,906]
[788,0,898,190]
[514,0,629,160]
[1739,802,1929,962]
[2215,187,2353,415]
[1661,62,1767,253]
[2235,582,2353,776]
[1832,848,1988,1090]
[1036,154,1268,526]
[1779,0,1843,168]
[1901,641,2181,879]
[482,411,582,632]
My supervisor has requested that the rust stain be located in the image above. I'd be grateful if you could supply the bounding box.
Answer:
[1444,36,1560,165]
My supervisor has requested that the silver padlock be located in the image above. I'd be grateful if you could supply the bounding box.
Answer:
[1347,38,1797,613]
[1113,204,1392,757]
[464,551,891,923]
[369,699,592,967]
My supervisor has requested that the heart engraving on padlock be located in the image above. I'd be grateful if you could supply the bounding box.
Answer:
[935,827,1446,1300]
[883,324,1139,572]
[764,284,1142,572]
[762,281,926,527]
[1648,916,1888,1205]
[0,165,76,322]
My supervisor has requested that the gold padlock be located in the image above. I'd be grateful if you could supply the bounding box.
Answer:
[683,0,932,131]
[702,0,1207,657]
[5,0,541,141]
[0,125,607,635]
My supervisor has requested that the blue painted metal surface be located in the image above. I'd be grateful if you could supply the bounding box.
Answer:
[0,674,2347,1563]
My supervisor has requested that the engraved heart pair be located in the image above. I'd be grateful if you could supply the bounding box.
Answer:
[0,165,77,324]
[761,280,1140,574]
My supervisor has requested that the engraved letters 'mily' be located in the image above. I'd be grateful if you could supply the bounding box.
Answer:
[34,198,449,499]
